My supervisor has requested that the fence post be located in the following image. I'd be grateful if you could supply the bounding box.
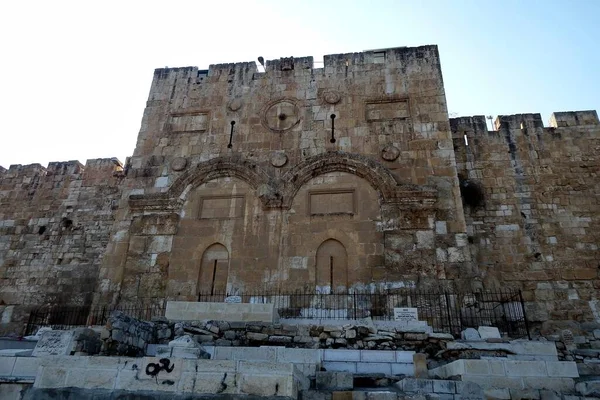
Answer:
[518,290,531,340]
[25,308,37,337]
[444,292,453,336]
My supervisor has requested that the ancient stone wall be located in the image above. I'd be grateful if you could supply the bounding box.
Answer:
[451,111,600,322]
[0,159,124,334]
[96,45,468,306]
[0,45,599,333]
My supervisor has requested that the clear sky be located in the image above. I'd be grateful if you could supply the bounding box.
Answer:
[1,0,598,168]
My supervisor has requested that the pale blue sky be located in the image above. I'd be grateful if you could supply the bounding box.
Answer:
[1,0,598,167]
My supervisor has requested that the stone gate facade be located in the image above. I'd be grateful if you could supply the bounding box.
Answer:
[0,45,598,334]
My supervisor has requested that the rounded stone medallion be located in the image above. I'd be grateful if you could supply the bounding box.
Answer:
[262,99,300,132]
[171,157,188,171]
[323,90,341,105]
[228,98,242,112]
[270,151,288,168]
[381,144,400,161]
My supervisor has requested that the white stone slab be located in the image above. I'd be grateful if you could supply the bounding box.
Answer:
[461,328,481,341]
[12,357,41,377]
[393,308,418,323]
[478,326,501,339]
[0,349,33,357]
[165,301,277,323]
[356,362,392,374]
[323,349,360,362]
[0,356,16,376]
[360,350,396,362]
[395,350,416,363]
[32,330,74,356]
[545,361,579,377]
[391,363,415,376]
[322,361,357,373]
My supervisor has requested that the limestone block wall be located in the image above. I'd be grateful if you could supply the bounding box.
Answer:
[0,159,124,334]
[451,111,600,322]
[0,45,599,331]
[28,356,305,398]
[97,45,469,305]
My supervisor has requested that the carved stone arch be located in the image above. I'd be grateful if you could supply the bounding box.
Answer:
[315,239,348,293]
[129,156,282,210]
[169,156,270,199]
[281,151,401,208]
[198,243,229,295]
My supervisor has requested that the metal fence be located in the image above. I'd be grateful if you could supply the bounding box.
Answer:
[199,288,530,339]
[24,289,529,339]
[25,304,165,336]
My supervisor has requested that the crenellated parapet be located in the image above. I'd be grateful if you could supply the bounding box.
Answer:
[150,46,441,85]
[549,110,599,128]
[451,110,599,136]
[0,158,123,182]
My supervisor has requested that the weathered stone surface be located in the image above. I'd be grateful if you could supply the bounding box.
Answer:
[461,328,481,341]
[1,45,599,336]
[413,353,428,379]
[460,381,484,400]
[168,334,200,348]
[478,326,501,340]
[316,371,353,390]
[32,330,75,356]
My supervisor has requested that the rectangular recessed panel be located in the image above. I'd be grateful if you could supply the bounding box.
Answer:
[200,196,245,219]
[171,113,208,132]
[310,190,355,216]
[366,100,409,121]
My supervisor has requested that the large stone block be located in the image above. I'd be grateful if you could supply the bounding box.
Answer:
[399,378,434,393]
[545,361,579,377]
[32,330,74,356]
[34,367,69,388]
[462,375,524,390]
[324,349,361,361]
[360,350,395,362]
[165,301,277,323]
[193,371,237,394]
[316,371,353,390]
[11,357,41,378]
[356,362,392,375]
[522,377,575,391]
[238,374,295,397]
[195,360,237,373]
[0,356,16,376]
[276,348,322,364]
[323,361,357,373]
[504,361,547,377]
[391,363,415,376]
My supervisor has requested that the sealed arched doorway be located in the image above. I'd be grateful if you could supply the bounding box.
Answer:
[315,239,348,293]
[198,243,229,295]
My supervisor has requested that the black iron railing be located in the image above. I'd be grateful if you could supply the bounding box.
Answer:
[24,304,165,336]
[25,289,529,339]
[199,288,530,339]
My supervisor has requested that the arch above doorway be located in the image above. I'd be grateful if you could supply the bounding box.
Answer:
[315,239,348,293]
[198,243,229,295]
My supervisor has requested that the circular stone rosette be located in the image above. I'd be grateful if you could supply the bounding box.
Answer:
[261,99,301,133]
[381,144,400,161]
[228,98,242,112]
[270,152,288,168]
[322,90,341,105]
[171,157,188,171]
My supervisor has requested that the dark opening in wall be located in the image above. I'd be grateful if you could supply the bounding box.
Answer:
[459,176,485,209]
[61,218,73,229]
[38,226,46,235]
